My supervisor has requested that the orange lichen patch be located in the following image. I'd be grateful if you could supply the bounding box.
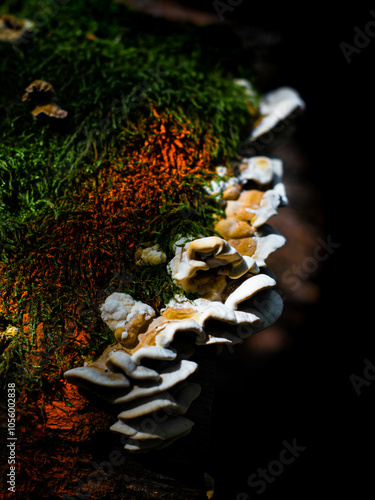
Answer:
[63,318,90,347]
[6,379,117,500]
[75,328,90,346]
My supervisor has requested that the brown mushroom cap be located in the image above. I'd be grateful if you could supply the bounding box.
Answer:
[22,80,68,119]
[0,14,33,44]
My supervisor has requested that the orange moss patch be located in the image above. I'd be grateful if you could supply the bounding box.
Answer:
[92,108,217,224]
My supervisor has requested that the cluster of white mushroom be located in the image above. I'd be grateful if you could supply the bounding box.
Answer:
[64,84,305,451]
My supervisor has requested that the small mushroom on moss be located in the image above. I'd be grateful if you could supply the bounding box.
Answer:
[22,80,68,119]
[135,244,167,266]
[0,14,33,44]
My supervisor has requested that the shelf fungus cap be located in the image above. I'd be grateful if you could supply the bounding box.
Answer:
[64,343,195,401]
[250,86,305,141]
[64,341,200,451]
[65,226,285,452]
[215,222,285,265]
[117,382,201,420]
[100,292,156,344]
[214,217,255,241]
[22,80,68,119]
[239,156,275,185]
[160,270,281,345]
[169,236,259,300]
[111,415,195,451]
[253,224,286,267]
[0,14,33,44]
[238,157,287,205]
[225,189,283,229]
[238,156,288,207]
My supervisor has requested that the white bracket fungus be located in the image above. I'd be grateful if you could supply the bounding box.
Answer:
[65,263,283,451]
[64,84,303,452]
[65,198,286,451]
[250,86,305,141]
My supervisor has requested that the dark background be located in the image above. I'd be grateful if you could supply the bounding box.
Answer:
[180,3,373,499]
